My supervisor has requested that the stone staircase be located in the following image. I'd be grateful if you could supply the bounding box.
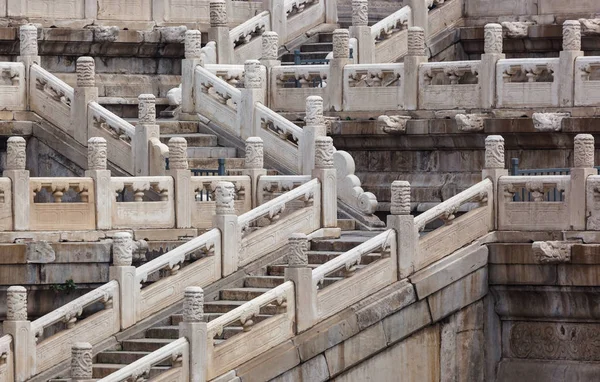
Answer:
[90,230,377,377]
[281,32,333,65]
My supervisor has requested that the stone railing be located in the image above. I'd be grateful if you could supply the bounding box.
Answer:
[191,175,252,229]
[574,56,600,107]
[343,63,404,111]
[496,58,560,108]
[282,0,326,41]
[371,5,412,63]
[30,64,74,135]
[256,175,312,204]
[270,65,329,111]
[0,335,14,382]
[195,65,242,135]
[0,63,26,111]
[205,64,246,87]
[419,60,481,109]
[427,0,463,39]
[230,11,271,63]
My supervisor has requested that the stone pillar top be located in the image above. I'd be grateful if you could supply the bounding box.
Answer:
[210,0,228,27]
[215,181,236,215]
[315,136,334,169]
[168,137,189,170]
[484,23,503,54]
[288,233,309,267]
[574,134,594,168]
[563,20,581,51]
[19,24,38,57]
[76,57,95,88]
[485,135,505,169]
[261,32,279,61]
[391,181,411,215]
[185,30,202,59]
[305,96,324,126]
[183,286,204,322]
[352,0,369,27]
[244,59,262,89]
[87,137,108,171]
[7,286,27,321]
[71,342,93,380]
[408,27,426,57]
[333,29,350,59]
[112,232,133,267]
[138,94,156,124]
[6,136,26,171]
[245,137,264,169]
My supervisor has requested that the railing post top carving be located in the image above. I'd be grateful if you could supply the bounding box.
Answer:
[113,232,133,267]
[288,233,309,267]
[210,0,228,28]
[485,135,505,169]
[138,94,156,124]
[408,27,426,57]
[168,137,189,170]
[563,20,582,51]
[185,30,202,59]
[391,180,411,215]
[7,285,27,321]
[333,29,350,59]
[305,96,324,126]
[215,181,236,215]
[183,286,204,323]
[574,133,594,168]
[315,136,335,169]
[245,136,264,169]
[352,0,369,27]
[484,23,503,54]
[262,31,279,61]
[244,59,263,89]
[19,24,38,57]
[6,136,27,171]
[76,57,95,88]
[71,342,93,380]
[88,136,108,171]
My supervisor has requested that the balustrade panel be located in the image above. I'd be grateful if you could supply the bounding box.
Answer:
[343,64,404,111]
[496,58,560,108]
[575,57,600,107]
[0,63,26,111]
[30,64,73,134]
[270,65,329,112]
[418,61,481,109]
[191,175,251,229]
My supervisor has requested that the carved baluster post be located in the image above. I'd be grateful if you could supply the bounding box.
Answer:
[480,24,504,109]
[284,233,316,333]
[179,287,207,382]
[70,342,93,381]
[213,181,239,276]
[73,57,98,146]
[85,137,111,229]
[109,232,136,329]
[260,32,280,108]
[407,0,427,37]
[4,137,29,230]
[349,0,374,63]
[242,137,267,208]
[168,137,193,228]
[302,96,327,175]
[387,181,418,278]
[3,286,35,381]
[182,30,203,114]
[571,134,596,230]
[313,137,337,228]
[404,27,428,110]
[134,94,160,176]
[328,29,350,111]
[241,60,265,139]
[559,20,583,107]
[18,24,40,111]
[481,135,508,230]
[209,0,233,64]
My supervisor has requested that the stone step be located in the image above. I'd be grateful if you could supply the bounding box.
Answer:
[300,42,333,52]
[318,33,333,43]
[124,118,199,135]
[267,264,367,278]
[145,325,181,340]
[244,275,285,288]
[188,157,245,170]
[337,218,356,231]
[93,364,168,379]
[281,51,331,62]
[170,313,273,326]
[187,147,237,159]
[204,300,279,315]
[96,351,172,366]
[311,231,379,251]
[122,338,174,352]
[306,251,382,265]
[160,133,218,147]
[219,287,271,301]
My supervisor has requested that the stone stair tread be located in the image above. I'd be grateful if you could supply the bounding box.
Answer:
[220,287,272,293]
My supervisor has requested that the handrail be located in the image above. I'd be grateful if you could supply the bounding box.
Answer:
[88,101,135,140]
[371,5,412,41]
[254,103,304,143]
[30,64,74,101]
[230,11,270,47]
[195,65,242,104]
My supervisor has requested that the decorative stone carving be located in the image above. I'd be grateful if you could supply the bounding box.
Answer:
[88,137,108,171]
[76,57,95,88]
[185,30,202,59]
[287,233,308,267]
[168,137,189,170]
[455,114,487,132]
[167,84,182,106]
[245,137,264,169]
[138,94,156,124]
[201,41,217,65]
[390,181,410,215]
[159,26,187,43]
[315,136,334,169]
[6,136,26,171]
[26,241,55,263]
[305,96,324,126]
[579,18,600,36]
[333,29,350,59]
[377,115,411,134]
[261,32,279,60]
[334,150,378,215]
[352,0,368,26]
[501,22,533,38]
[563,20,582,51]
[19,24,38,56]
[89,26,119,43]
[183,286,204,322]
[532,241,572,264]
[574,134,595,168]
[210,0,228,27]
[112,232,133,267]
[215,181,236,215]
[484,23,503,54]
[71,342,93,380]
[7,286,27,321]
[408,27,425,56]
[532,112,570,132]
[485,135,505,169]
[244,60,262,89]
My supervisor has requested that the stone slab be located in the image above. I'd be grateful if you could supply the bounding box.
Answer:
[133,228,198,241]
[0,244,26,264]
[50,242,112,263]
[382,299,432,345]
[489,264,557,285]
[488,243,537,264]
[351,280,416,330]
[557,264,600,286]
[496,359,600,382]
[271,354,329,382]
[235,340,300,382]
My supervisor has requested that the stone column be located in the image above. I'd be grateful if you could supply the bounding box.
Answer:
[182,30,203,114]
[349,0,374,64]
[404,27,428,110]
[481,135,508,230]
[260,32,280,108]
[209,0,233,64]
[241,60,265,139]
[179,287,208,382]
[18,25,40,111]
[109,232,136,329]
[284,233,317,333]
[312,136,337,228]
[559,21,583,107]
[3,286,35,381]
[387,181,417,279]
[302,96,327,175]
[73,57,98,145]
[570,134,596,230]
[242,137,267,208]
[70,342,93,381]
[168,137,193,228]
[407,0,428,37]
[213,181,239,276]
[85,137,111,230]
[3,137,29,231]
[480,24,505,109]
[328,29,350,111]
[134,94,160,176]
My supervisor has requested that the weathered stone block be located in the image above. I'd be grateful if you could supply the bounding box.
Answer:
[235,340,300,382]
[271,354,329,382]
[489,264,557,285]
[496,359,600,382]
[382,299,432,345]
[352,280,416,330]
